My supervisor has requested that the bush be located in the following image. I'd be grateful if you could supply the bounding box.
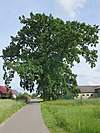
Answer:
[16,92,30,103]
[31,93,38,99]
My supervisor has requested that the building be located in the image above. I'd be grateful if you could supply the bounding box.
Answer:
[0,86,19,99]
[75,86,100,99]
[0,86,11,98]
[12,90,19,99]
[12,90,19,97]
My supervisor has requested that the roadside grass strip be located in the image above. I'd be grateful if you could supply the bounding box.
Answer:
[0,99,26,124]
[41,99,100,133]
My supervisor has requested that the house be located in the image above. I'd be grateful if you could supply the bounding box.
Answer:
[12,90,19,99]
[0,86,12,98]
[0,85,20,99]
[75,86,100,99]
[12,90,19,97]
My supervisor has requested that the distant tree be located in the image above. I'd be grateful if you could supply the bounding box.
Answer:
[2,13,99,100]
[16,92,30,103]
[31,93,38,99]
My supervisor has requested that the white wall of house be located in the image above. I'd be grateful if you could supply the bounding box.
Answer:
[74,93,95,99]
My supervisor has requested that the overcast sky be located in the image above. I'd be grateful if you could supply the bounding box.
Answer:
[0,0,100,92]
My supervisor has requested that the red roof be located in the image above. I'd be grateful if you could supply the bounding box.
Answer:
[0,86,11,94]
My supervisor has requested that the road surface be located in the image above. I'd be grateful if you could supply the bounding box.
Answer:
[0,99,50,133]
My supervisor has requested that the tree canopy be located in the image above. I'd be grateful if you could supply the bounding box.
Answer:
[2,13,99,100]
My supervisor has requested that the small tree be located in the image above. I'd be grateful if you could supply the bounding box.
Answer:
[2,13,99,100]
[16,92,30,103]
[31,93,38,99]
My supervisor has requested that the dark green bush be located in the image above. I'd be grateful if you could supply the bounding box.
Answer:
[16,92,30,103]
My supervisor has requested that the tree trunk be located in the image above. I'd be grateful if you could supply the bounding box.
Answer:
[43,89,50,101]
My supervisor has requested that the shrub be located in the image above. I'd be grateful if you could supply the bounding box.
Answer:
[16,92,30,103]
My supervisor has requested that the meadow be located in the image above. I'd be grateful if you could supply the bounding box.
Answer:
[0,99,26,124]
[41,98,100,133]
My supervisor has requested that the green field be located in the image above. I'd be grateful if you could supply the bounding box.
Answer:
[0,99,26,124]
[41,99,100,133]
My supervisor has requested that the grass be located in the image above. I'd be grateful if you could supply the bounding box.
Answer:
[41,99,100,133]
[0,99,26,124]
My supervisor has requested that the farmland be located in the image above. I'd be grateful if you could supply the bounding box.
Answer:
[41,99,100,133]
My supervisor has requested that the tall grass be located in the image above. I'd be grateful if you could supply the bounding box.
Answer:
[41,99,100,133]
[0,99,26,124]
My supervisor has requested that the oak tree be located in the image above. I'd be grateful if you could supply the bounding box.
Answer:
[2,13,99,100]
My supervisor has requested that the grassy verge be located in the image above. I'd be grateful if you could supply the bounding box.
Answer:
[0,99,26,124]
[41,99,100,133]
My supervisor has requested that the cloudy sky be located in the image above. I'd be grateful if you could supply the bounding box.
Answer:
[0,0,100,92]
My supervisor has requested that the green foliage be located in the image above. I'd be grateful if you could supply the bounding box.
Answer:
[16,92,29,99]
[16,92,30,103]
[2,13,99,100]
[41,99,100,133]
[31,93,38,99]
